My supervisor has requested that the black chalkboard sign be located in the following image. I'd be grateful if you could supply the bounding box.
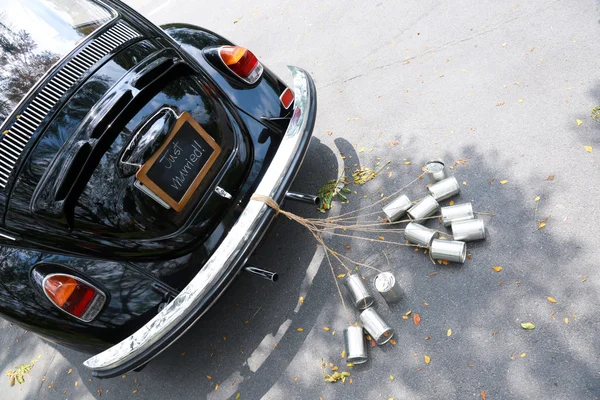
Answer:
[136,112,221,211]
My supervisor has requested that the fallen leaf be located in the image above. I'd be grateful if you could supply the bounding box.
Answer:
[424,302,429,306]
[414,313,421,325]
[564,317,569,324]
[233,16,243,24]
[402,315,409,320]
[447,329,452,337]
[547,297,557,303]
[326,130,333,136]
[299,297,304,304]
[323,327,330,331]
[538,215,550,230]
[584,145,593,153]
[492,266,503,272]
[496,101,505,106]
[425,336,431,340]
[520,353,526,358]
[534,196,540,201]
[341,350,346,358]
[500,180,508,185]
[424,355,431,364]
[577,119,583,126]
[207,376,212,379]
[215,384,219,391]
[331,366,339,371]
[337,273,346,279]
[75,381,78,387]
[378,236,385,241]
[518,98,524,103]
[449,200,455,206]
[390,339,397,345]
[545,174,555,181]
[481,390,487,400]
[67,369,72,374]
[389,375,394,380]
[297,328,304,332]
[521,322,536,330]
[404,161,412,165]
[236,393,241,399]
[405,311,412,316]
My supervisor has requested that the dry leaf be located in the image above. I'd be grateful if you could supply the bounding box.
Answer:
[520,353,526,358]
[492,266,503,272]
[521,322,536,330]
[496,101,505,106]
[518,98,524,103]
[297,328,304,332]
[564,317,569,324]
[299,297,304,304]
[341,350,346,358]
[481,390,487,400]
[545,174,555,181]
[337,273,346,279]
[404,161,411,165]
[447,329,452,337]
[236,393,241,399]
[389,375,394,380]
[67,369,72,374]
[390,339,397,345]
[424,355,431,364]
[577,119,583,126]
[584,145,593,153]
[547,297,557,303]
[534,196,540,201]
[378,236,385,241]
[500,180,508,185]
[449,200,455,206]
[414,313,421,325]
[323,327,330,331]
[326,130,333,136]
[215,384,219,390]
[538,215,550,230]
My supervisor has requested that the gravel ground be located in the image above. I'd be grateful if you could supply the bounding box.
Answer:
[2,0,600,399]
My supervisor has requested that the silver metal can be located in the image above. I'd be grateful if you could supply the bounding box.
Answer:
[374,272,402,304]
[428,176,461,201]
[424,159,448,184]
[344,274,374,310]
[404,222,439,247]
[407,195,439,222]
[360,308,394,345]
[430,239,467,264]
[343,326,368,364]
[440,203,474,227]
[451,219,486,241]
[382,194,412,222]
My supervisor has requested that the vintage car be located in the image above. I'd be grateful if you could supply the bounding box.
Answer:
[0,0,316,377]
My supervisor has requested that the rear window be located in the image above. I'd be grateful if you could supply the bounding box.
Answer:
[0,0,115,128]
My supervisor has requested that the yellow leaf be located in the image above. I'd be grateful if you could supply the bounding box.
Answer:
[323,327,330,331]
[390,339,397,345]
[236,393,241,399]
[538,221,547,230]
[547,297,557,303]
[67,369,72,374]
[341,350,346,358]
[299,297,304,304]
[297,328,304,332]
[404,161,411,165]
[207,376,212,379]
[518,99,524,103]
[449,200,455,206]
[337,273,346,279]
[359,148,365,153]
[584,145,593,153]
[481,390,487,400]
[564,317,569,324]
[520,353,526,358]
[331,366,338,371]
[521,322,536,330]
[534,196,540,201]
[447,329,452,336]
[378,236,385,241]
[424,355,431,364]
[577,119,583,126]
[492,266,503,272]
[75,381,78,387]
[215,384,219,391]
[500,180,508,185]
[389,375,394,380]
[401,315,409,320]
[347,363,354,367]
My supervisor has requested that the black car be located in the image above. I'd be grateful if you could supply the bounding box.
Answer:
[0,0,316,378]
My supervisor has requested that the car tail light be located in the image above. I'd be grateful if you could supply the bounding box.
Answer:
[219,46,263,84]
[280,87,294,109]
[43,274,106,322]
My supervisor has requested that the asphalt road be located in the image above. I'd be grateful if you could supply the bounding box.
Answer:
[2,0,600,399]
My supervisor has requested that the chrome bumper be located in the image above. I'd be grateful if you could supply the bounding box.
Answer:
[83,66,316,375]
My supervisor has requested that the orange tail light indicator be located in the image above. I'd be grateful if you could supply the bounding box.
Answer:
[219,46,263,84]
[43,274,106,322]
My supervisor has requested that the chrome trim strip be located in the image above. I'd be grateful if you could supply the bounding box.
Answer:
[0,20,142,188]
[83,66,313,372]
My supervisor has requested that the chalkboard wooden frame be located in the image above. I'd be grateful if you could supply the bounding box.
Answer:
[136,112,221,212]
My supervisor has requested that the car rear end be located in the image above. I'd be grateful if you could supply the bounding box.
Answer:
[0,0,316,376]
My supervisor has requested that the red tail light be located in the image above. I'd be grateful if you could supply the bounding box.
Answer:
[43,274,106,322]
[280,87,294,109]
[219,46,263,84]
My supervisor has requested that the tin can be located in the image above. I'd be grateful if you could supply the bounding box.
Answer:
[424,159,448,184]
[374,272,402,304]
[430,239,467,264]
[344,326,368,364]
[345,274,374,310]
[428,176,461,201]
[404,222,439,247]
[451,219,486,241]
[440,203,474,227]
[407,195,439,222]
[360,308,394,345]
[382,194,412,222]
